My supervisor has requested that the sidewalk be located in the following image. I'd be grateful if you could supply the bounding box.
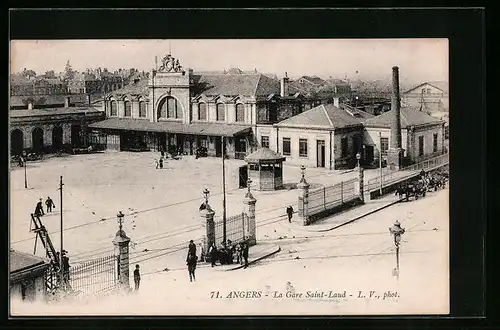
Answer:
[211,242,281,271]
[280,194,401,233]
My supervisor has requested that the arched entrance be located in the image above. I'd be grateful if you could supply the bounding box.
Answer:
[52,126,63,151]
[71,125,82,147]
[11,129,24,155]
[32,127,44,152]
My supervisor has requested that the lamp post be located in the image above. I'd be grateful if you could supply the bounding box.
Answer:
[356,152,361,169]
[23,157,28,189]
[117,211,125,231]
[389,220,405,280]
[221,136,227,247]
[203,188,210,205]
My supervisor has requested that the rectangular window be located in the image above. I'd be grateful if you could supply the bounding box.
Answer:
[282,138,291,156]
[235,104,245,122]
[261,136,269,148]
[380,137,389,156]
[299,139,308,157]
[427,88,432,94]
[433,133,438,152]
[167,97,177,118]
[198,103,207,120]
[139,102,147,117]
[216,104,225,121]
[419,136,424,156]
[341,137,348,157]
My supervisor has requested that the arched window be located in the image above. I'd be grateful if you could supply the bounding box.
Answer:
[124,101,132,117]
[110,101,117,116]
[157,96,182,120]
[139,101,147,118]
[216,103,225,121]
[198,103,207,120]
[235,103,245,122]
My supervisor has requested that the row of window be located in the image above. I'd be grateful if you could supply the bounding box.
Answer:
[261,136,308,158]
[197,103,245,122]
[418,133,439,157]
[110,101,148,118]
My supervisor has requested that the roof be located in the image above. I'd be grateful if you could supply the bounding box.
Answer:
[342,104,376,120]
[111,78,149,97]
[404,81,449,94]
[10,250,47,273]
[10,75,33,85]
[89,118,252,137]
[363,107,445,128]
[192,73,280,97]
[10,107,103,118]
[299,76,326,85]
[245,147,286,163]
[10,93,91,107]
[275,104,363,130]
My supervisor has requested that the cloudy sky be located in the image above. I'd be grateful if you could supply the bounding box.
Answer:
[10,39,448,84]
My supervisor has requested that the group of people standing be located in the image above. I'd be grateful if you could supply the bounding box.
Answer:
[207,240,249,269]
[34,196,56,217]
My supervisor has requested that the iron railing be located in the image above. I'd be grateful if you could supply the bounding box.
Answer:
[365,153,449,192]
[308,178,358,216]
[69,254,118,295]
[213,213,247,246]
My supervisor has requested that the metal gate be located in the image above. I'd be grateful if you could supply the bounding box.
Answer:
[69,254,118,295]
[214,213,247,246]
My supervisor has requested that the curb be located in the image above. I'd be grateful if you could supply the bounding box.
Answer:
[224,246,282,271]
[314,199,402,232]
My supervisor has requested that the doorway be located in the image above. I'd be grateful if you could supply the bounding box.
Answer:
[32,127,44,152]
[52,126,63,151]
[157,133,166,152]
[365,145,375,165]
[71,125,82,147]
[239,165,248,188]
[317,140,325,167]
[215,136,222,157]
[11,129,24,155]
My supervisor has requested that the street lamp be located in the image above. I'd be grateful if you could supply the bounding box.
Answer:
[203,188,210,204]
[389,220,405,280]
[117,211,125,232]
[300,165,306,182]
[356,152,361,169]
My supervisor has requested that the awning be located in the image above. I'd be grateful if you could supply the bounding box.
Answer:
[88,118,252,137]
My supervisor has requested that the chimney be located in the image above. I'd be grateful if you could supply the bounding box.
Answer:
[28,102,33,110]
[390,66,402,149]
[386,66,405,170]
[280,72,289,97]
[65,96,70,108]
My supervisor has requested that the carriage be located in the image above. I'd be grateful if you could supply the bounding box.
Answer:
[395,180,426,201]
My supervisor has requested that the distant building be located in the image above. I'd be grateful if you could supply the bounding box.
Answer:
[10,250,50,302]
[402,81,449,113]
[10,75,67,96]
[67,69,124,94]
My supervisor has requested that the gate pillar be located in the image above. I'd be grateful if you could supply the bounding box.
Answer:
[297,165,310,226]
[200,189,215,261]
[112,211,131,292]
[243,179,257,246]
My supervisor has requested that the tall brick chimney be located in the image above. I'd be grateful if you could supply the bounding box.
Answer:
[280,72,289,97]
[386,66,405,170]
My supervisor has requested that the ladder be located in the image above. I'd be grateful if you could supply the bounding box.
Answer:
[30,214,62,294]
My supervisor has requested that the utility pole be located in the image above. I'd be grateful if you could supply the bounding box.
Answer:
[379,132,383,195]
[24,158,28,189]
[222,136,227,246]
[59,176,64,291]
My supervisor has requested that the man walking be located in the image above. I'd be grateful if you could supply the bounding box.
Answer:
[186,253,198,282]
[188,240,196,258]
[209,243,218,267]
[134,264,141,291]
[286,205,294,223]
[35,198,45,217]
[45,196,55,213]
[242,242,249,269]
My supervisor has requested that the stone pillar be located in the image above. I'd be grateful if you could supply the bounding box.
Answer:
[112,212,131,291]
[200,189,216,258]
[358,164,365,203]
[243,179,257,246]
[297,165,310,226]
[388,66,405,170]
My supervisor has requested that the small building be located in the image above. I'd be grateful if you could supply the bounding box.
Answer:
[272,104,365,169]
[10,250,49,301]
[363,107,446,165]
[245,147,286,191]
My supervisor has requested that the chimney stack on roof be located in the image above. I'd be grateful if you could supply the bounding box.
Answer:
[280,72,290,97]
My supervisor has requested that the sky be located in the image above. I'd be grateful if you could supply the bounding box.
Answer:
[10,39,448,84]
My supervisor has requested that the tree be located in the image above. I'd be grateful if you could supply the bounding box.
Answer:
[63,60,75,81]
[21,68,37,80]
[44,70,56,79]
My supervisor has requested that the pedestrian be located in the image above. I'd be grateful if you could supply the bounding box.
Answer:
[242,242,249,269]
[18,155,24,167]
[35,198,45,217]
[160,150,165,159]
[159,158,164,169]
[188,240,197,257]
[186,253,198,282]
[209,243,218,267]
[235,243,242,264]
[286,205,294,223]
[420,169,426,179]
[134,264,141,291]
[45,196,55,213]
[155,159,159,169]
[61,250,71,289]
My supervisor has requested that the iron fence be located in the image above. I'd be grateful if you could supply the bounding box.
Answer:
[214,213,247,246]
[308,178,358,216]
[69,254,118,295]
[365,153,449,192]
